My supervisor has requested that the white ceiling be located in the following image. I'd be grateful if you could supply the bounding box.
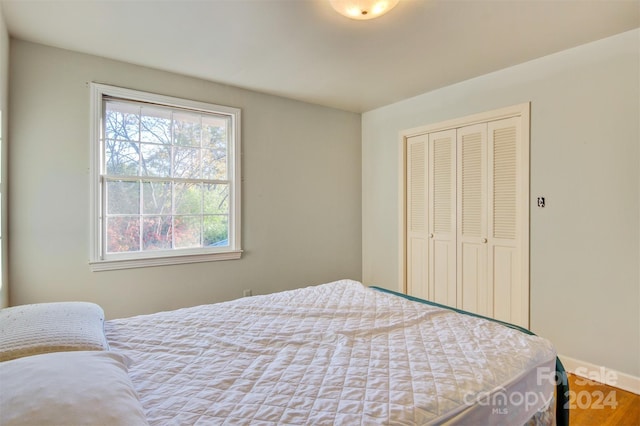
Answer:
[1,0,638,112]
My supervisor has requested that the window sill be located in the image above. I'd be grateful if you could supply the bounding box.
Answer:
[89,250,243,272]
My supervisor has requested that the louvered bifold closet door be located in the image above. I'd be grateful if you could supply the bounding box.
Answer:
[488,117,524,327]
[428,130,457,306]
[406,135,429,300]
[456,124,489,316]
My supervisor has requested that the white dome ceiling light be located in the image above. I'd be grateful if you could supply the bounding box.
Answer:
[329,0,400,20]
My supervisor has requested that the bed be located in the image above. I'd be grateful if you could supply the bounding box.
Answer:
[0,279,569,425]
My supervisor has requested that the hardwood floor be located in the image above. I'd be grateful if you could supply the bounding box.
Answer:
[567,373,640,426]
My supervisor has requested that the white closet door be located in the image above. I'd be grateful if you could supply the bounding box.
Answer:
[401,104,529,327]
[457,124,488,316]
[428,130,457,306]
[406,135,429,300]
[488,117,524,326]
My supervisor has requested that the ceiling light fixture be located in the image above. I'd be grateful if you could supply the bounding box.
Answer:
[329,0,399,20]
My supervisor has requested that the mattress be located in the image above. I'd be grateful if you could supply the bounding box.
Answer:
[105,279,557,425]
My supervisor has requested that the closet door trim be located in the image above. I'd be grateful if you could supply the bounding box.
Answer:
[401,103,530,139]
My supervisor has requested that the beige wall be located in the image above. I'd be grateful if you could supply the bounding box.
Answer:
[0,6,8,309]
[8,40,362,319]
[362,29,639,377]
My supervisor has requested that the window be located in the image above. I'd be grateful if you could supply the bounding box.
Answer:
[90,84,241,271]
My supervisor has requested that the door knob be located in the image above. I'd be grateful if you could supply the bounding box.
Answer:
[429,233,434,238]
[482,238,487,243]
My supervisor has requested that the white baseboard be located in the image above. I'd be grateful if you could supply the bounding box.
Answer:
[559,354,640,395]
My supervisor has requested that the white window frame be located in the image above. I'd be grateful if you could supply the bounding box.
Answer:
[89,83,242,271]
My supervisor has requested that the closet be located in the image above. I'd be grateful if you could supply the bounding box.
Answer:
[402,104,530,328]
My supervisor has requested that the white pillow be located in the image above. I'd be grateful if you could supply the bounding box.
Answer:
[0,351,148,425]
[0,301,109,361]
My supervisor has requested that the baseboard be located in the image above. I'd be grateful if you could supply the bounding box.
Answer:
[560,354,640,395]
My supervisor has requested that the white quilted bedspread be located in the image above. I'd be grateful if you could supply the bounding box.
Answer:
[105,280,555,425]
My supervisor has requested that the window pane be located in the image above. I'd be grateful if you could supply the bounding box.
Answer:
[143,181,171,215]
[105,140,140,176]
[174,216,201,248]
[203,184,229,215]
[105,101,140,141]
[204,215,228,247]
[107,181,139,214]
[202,148,227,180]
[174,183,202,215]
[107,216,140,252]
[140,107,171,144]
[174,147,200,179]
[202,115,228,179]
[142,216,172,250]
[173,112,201,146]
[202,115,228,147]
[140,143,171,177]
